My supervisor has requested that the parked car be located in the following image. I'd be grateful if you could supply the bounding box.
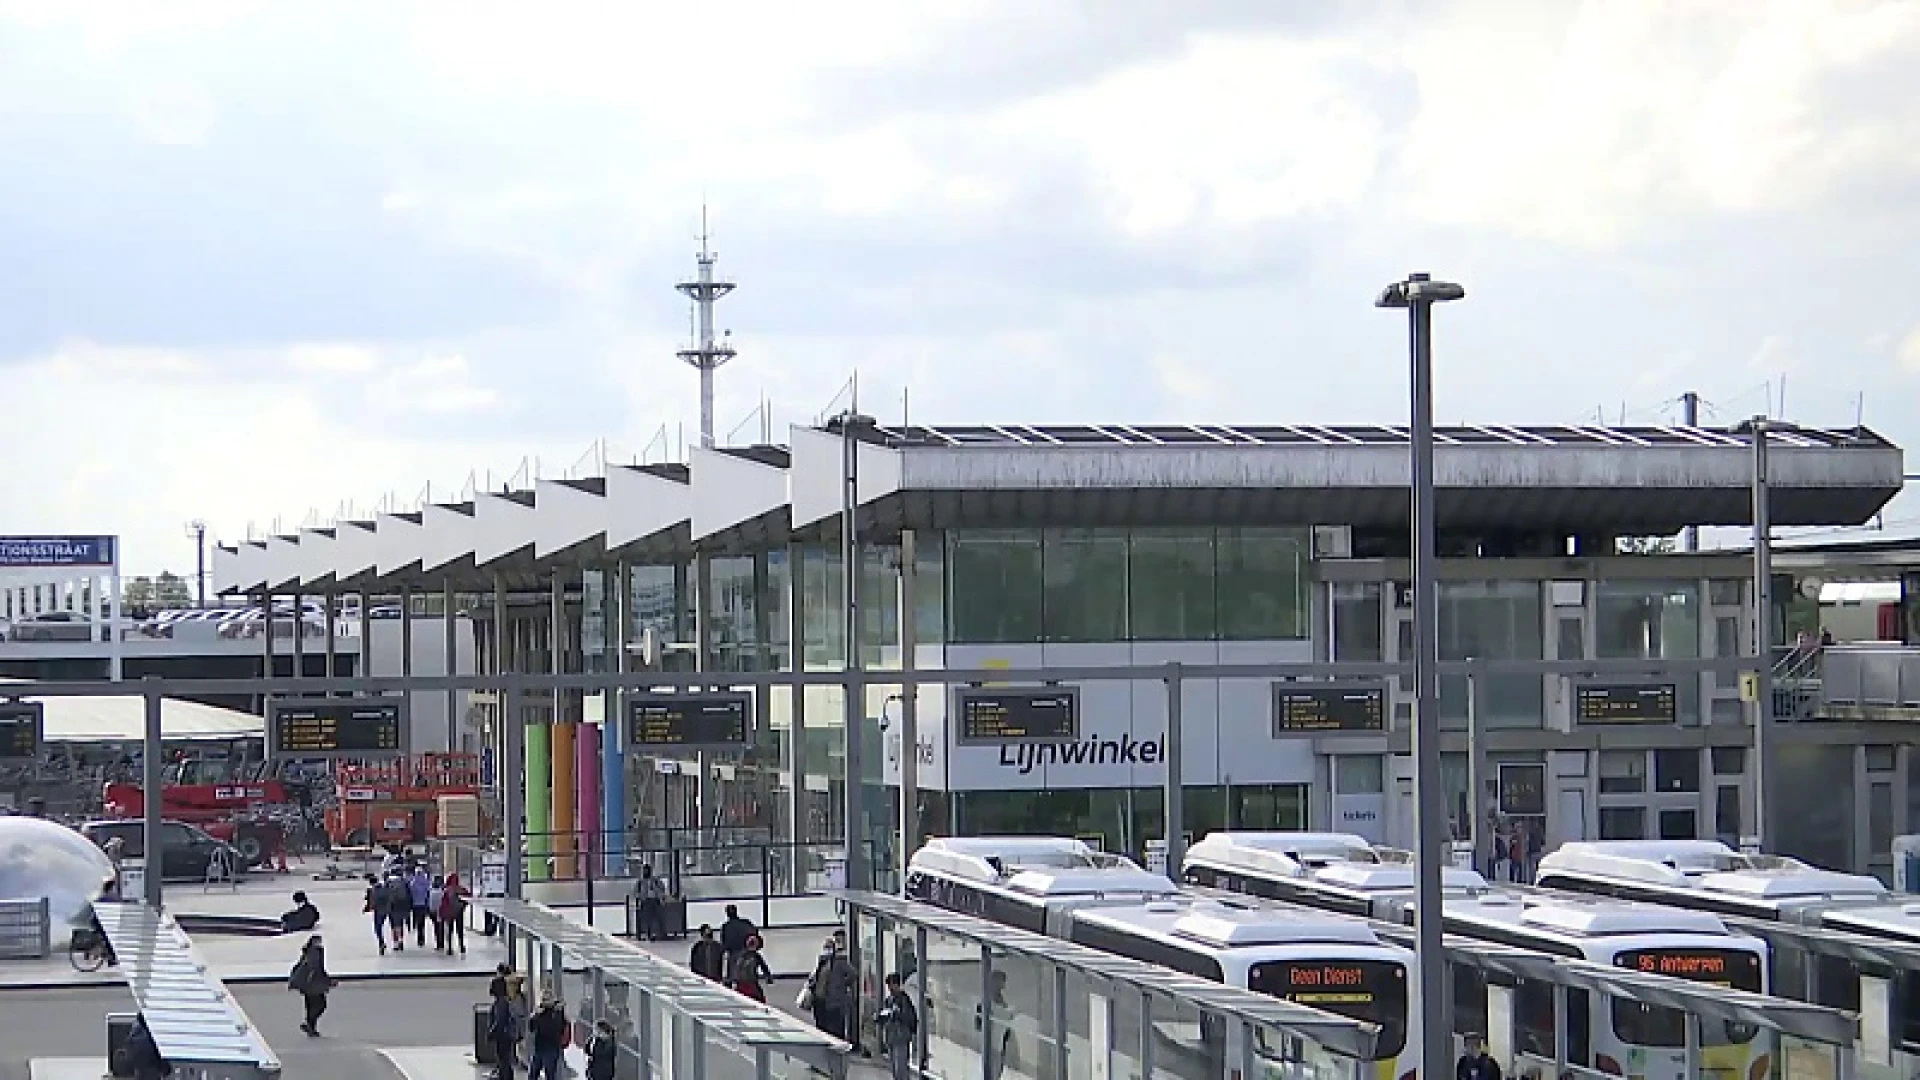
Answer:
[80,820,245,882]
[9,611,96,642]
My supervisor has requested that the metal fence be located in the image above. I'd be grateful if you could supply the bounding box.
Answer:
[0,897,51,959]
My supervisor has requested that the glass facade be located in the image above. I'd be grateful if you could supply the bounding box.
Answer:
[946,527,1309,644]
[1595,579,1701,724]
[1439,581,1545,729]
[1330,582,1383,662]
[953,783,1309,858]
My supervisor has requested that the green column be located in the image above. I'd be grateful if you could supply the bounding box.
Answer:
[525,722,551,881]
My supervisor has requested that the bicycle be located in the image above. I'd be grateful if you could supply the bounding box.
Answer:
[69,927,114,973]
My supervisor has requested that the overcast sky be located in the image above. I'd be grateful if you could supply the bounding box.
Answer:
[4,1,1918,577]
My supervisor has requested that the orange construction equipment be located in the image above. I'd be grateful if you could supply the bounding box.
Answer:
[325,752,485,848]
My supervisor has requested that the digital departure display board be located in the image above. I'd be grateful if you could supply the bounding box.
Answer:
[1576,683,1678,725]
[626,692,751,749]
[1498,762,1547,817]
[268,698,406,758]
[1272,684,1386,734]
[1617,949,1762,991]
[954,688,1080,745]
[1250,960,1408,1060]
[0,701,43,759]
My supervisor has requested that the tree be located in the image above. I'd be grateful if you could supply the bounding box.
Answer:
[154,571,194,609]
[122,577,156,616]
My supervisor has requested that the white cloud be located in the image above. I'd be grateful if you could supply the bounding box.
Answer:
[1898,328,1920,373]
[6,0,1920,569]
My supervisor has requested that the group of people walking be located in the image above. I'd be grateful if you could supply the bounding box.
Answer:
[483,964,619,1080]
[364,860,469,955]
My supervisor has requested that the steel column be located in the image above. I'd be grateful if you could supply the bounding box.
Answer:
[141,677,164,909]
[898,529,919,877]
[1163,663,1185,872]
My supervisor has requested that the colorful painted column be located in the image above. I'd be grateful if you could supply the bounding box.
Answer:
[551,721,576,879]
[524,723,551,881]
[576,722,600,880]
[602,703,625,878]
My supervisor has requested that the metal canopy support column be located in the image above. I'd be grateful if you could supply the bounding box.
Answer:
[979,945,996,1080]
[551,575,575,879]
[259,589,273,715]
[787,541,807,862]
[1751,416,1779,850]
[443,581,456,753]
[1467,664,1482,867]
[358,589,371,682]
[898,529,919,877]
[606,560,628,878]
[840,414,868,891]
[1551,983,1569,1076]
[324,591,336,682]
[1163,663,1185,871]
[693,548,714,833]
[142,676,164,909]
[504,675,526,959]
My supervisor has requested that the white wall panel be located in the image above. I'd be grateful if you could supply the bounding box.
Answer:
[788,425,904,529]
[534,479,606,558]
[690,448,787,541]
[374,513,425,578]
[473,492,534,566]
[419,503,477,574]
[605,466,689,550]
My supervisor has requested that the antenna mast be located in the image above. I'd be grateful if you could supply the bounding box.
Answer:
[676,206,737,447]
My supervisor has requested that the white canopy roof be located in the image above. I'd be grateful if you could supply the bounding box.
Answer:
[0,679,263,743]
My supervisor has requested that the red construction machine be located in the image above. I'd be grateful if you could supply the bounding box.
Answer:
[101,758,304,867]
[323,752,486,849]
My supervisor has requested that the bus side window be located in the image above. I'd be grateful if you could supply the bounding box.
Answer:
[1897,972,1920,1049]
[1514,980,1555,1058]
[1814,956,1861,1011]
[1568,989,1591,1066]
[1452,964,1487,1039]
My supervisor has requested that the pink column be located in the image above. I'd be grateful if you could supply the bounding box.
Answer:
[577,722,601,878]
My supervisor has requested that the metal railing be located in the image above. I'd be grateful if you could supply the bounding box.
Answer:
[0,897,51,959]
[1821,644,1920,710]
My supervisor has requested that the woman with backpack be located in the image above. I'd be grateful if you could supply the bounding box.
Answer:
[288,935,335,1037]
[731,933,773,1002]
[438,872,469,954]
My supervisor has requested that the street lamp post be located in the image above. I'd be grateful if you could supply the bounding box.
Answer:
[1376,271,1465,1080]
[1749,416,1777,851]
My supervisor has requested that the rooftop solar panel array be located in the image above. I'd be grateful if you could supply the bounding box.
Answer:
[828,422,1887,451]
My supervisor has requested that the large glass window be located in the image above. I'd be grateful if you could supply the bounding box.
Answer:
[1596,581,1700,659]
[1438,581,1544,727]
[1041,530,1128,642]
[628,564,681,647]
[1331,582,1384,662]
[1216,528,1309,640]
[1128,530,1215,641]
[946,531,1043,644]
[801,546,845,667]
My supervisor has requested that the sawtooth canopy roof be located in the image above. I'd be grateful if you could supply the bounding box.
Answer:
[212,420,1903,595]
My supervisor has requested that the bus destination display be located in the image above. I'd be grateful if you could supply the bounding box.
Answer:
[1576,683,1678,725]
[627,692,750,749]
[1250,960,1408,1058]
[954,688,1080,745]
[270,699,406,758]
[1272,685,1386,734]
[1617,949,1762,991]
[0,701,42,759]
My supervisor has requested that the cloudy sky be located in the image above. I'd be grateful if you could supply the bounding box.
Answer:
[3,0,1917,576]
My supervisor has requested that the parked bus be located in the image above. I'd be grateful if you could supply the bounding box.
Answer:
[1182,831,1771,1080]
[906,836,1420,1079]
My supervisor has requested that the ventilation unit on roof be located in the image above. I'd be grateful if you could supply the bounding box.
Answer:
[1312,526,1352,560]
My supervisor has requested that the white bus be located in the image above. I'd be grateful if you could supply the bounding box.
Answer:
[1182,831,1772,1080]
[906,836,1421,1079]
[1535,839,1920,1046]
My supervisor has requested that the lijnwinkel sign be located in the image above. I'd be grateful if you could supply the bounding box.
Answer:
[0,535,117,569]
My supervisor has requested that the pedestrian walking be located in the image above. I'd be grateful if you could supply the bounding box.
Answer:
[876,972,918,1080]
[526,991,569,1080]
[584,1019,617,1080]
[408,864,432,947]
[487,977,522,1080]
[688,925,725,981]
[633,864,667,940]
[288,935,335,1037]
[384,871,412,951]
[438,872,470,954]
[506,974,532,1068]
[428,876,446,951]
[731,933,773,1003]
[718,904,754,981]
[363,874,389,955]
[804,932,856,1043]
[1456,1032,1504,1080]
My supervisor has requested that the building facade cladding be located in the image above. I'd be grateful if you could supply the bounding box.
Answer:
[567,529,1920,874]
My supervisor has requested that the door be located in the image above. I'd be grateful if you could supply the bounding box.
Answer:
[1555,788,1588,846]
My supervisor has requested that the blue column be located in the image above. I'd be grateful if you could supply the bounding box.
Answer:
[602,561,628,878]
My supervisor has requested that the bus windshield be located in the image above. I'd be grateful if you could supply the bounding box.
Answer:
[1612,948,1765,1047]
[1249,959,1408,1061]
